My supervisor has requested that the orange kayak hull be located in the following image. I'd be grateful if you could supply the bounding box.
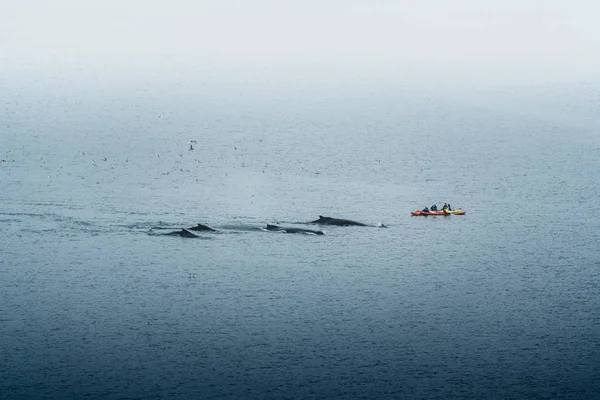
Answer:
[411,210,466,216]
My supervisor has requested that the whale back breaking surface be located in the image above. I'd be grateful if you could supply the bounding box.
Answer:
[162,228,201,238]
[266,224,283,231]
[312,215,368,226]
[266,224,325,235]
[188,223,217,232]
[156,216,379,238]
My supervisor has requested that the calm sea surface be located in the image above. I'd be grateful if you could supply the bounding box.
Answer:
[1,82,599,399]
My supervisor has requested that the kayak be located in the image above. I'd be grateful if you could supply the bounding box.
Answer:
[411,209,466,216]
[411,210,465,216]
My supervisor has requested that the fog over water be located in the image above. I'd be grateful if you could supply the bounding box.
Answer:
[2,2,600,399]
[3,0,600,86]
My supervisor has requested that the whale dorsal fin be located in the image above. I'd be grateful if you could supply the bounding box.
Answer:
[180,228,199,238]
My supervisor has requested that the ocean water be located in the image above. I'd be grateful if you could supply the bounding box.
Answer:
[1,82,599,399]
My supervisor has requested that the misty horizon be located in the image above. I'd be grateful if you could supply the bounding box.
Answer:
[2,0,600,90]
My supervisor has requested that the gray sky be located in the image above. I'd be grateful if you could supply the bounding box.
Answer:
[1,0,599,87]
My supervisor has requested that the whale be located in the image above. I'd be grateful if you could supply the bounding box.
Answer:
[310,215,369,226]
[163,228,201,238]
[266,224,324,235]
[188,223,217,232]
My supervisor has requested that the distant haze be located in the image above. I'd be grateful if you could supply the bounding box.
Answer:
[1,0,599,89]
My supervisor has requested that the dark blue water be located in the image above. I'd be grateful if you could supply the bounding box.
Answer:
[1,82,599,399]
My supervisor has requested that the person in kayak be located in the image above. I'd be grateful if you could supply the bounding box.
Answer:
[447,204,452,211]
[442,203,448,211]
[422,206,429,212]
[430,204,438,211]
